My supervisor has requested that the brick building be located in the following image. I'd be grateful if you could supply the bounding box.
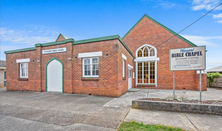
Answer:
[5,14,207,97]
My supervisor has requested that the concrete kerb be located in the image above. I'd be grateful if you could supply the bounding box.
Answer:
[132,100,222,116]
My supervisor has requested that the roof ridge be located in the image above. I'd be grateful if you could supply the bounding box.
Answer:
[55,33,69,42]
[122,14,197,47]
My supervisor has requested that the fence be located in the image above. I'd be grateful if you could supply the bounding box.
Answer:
[210,75,222,88]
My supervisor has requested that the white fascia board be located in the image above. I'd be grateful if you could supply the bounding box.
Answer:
[16,58,30,63]
[78,51,102,58]
[134,57,159,62]
[122,54,127,60]
[128,64,133,69]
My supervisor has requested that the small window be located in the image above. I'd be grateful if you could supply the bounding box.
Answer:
[20,63,28,78]
[4,71,6,79]
[123,59,125,78]
[83,58,99,77]
[4,81,6,86]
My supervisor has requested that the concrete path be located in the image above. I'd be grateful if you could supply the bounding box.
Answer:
[125,109,222,131]
[147,88,222,101]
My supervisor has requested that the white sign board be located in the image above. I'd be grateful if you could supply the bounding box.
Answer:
[42,47,67,54]
[170,46,206,71]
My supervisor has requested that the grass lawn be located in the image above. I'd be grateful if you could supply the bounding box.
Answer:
[118,121,187,131]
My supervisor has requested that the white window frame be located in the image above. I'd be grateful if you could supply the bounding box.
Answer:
[4,71,6,79]
[123,59,125,78]
[136,61,156,85]
[20,63,28,78]
[135,44,159,87]
[78,51,102,58]
[82,57,99,77]
[16,58,30,63]
[122,54,127,78]
[136,44,157,58]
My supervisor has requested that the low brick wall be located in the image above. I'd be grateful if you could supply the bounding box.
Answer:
[132,100,222,116]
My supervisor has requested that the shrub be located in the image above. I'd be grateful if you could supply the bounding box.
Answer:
[207,72,221,85]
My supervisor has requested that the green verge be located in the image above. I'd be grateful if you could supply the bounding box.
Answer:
[118,121,188,131]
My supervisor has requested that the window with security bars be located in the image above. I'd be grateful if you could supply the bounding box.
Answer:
[83,58,99,77]
[20,63,28,78]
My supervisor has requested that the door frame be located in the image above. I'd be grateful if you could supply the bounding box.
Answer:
[45,57,64,93]
[128,64,133,90]
[135,60,157,87]
[128,68,132,89]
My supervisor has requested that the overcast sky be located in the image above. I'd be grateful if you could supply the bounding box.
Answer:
[1,0,222,69]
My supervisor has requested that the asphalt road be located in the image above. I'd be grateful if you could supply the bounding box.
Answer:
[1,88,222,131]
[0,88,147,131]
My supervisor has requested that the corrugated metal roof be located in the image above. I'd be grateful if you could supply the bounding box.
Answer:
[0,60,6,67]
[207,66,222,72]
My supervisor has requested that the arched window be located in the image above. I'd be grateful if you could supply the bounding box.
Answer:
[135,44,158,86]
[136,45,156,58]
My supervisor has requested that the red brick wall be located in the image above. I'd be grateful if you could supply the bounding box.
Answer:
[6,39,134,97]
[40,43,73,93]
[196,73,207,91]
[116,40,134,96]
[56,35,65,41]
[6,16,207,96]
[72,40,120,97]
[123,16,207,91]
[6,50,38,91]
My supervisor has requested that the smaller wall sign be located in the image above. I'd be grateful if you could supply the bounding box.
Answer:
[42,47,67,54]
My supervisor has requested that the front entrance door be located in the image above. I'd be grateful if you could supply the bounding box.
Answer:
[128,68,132,89]
[47,59,63,92]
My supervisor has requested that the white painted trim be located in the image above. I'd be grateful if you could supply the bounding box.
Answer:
[42,47,66,54]
[128,64,133,69]
[122,54,127,60]
[78,51,102,58]
[16,58,30,63]
[136,62,138,86]
[123,60,125,77]
[135,44,159,87]
[148,62,150,84]
[155,61,157,87]
[82,57,99,77]
[134,57,159,62]
[20,63,28,78]
[196,70,207,74]
[135,44,157,58]
[135,61,158,86]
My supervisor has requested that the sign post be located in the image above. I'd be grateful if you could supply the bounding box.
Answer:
[200,70,202,101]
[169,46,206,101]
[173,71,175,99]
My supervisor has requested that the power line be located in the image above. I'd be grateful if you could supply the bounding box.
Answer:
[156,2,222,47]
